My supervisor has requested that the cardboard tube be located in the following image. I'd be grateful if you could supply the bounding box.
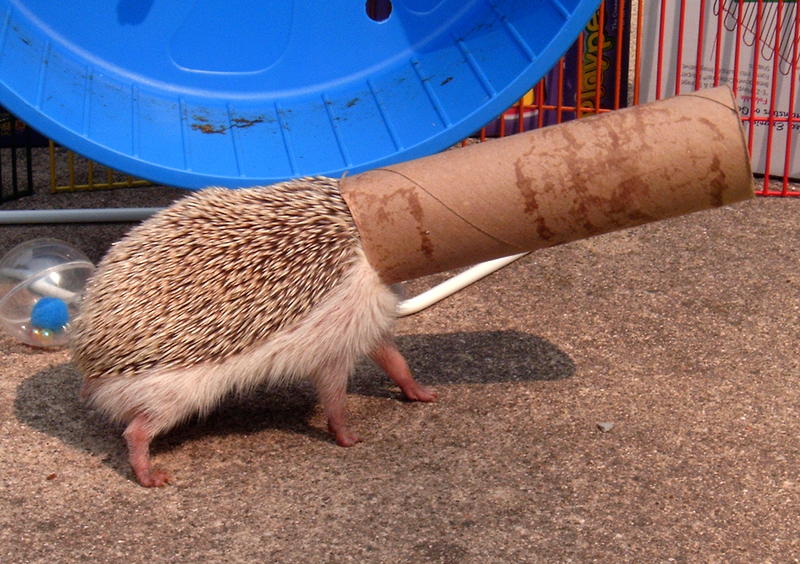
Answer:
[341,86,755,284]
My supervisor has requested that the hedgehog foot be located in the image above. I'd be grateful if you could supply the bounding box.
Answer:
[312,365,363,447]
[371,340,438,403]
[123,413,170,487]
[328,418,363,447]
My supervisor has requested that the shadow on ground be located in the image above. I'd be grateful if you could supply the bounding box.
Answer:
[14,329,573,479]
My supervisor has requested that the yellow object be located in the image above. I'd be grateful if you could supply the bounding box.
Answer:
[49,141,150,193]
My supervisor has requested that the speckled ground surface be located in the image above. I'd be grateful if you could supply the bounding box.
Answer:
[1,179,798,563]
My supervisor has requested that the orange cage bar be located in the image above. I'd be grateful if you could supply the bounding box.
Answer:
[469,0,799,197]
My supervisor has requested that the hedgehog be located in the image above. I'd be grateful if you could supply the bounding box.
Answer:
[71,177,437,487]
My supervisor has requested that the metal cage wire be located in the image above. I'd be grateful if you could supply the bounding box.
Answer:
[470,0,798,197]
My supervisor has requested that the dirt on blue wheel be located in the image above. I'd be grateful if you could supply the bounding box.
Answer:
[0,0,601,189]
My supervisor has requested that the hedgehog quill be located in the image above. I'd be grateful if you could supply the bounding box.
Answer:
[71,177,436,487]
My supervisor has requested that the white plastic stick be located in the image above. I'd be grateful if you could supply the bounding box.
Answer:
[0,207,163,224]
[0,266,84,301]
[397,252,528,317]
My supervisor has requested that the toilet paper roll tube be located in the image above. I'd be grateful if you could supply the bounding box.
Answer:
[340,86,754,284]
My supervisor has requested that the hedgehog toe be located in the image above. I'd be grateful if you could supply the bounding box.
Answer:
[134,466,171,488]
[330,425,362,447]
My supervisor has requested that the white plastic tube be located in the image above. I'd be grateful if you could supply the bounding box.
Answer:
[397,252,528,317]
[0,266,88,302]
[0,207,163,224]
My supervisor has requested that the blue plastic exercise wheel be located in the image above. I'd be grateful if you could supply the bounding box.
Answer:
[0,0,601,189]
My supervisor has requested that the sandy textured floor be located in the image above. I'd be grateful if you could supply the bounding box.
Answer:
[0,184,798,562]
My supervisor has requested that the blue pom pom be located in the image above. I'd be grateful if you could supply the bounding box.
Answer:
[30,297,70,332]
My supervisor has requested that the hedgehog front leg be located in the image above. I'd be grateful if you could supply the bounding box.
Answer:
[371,339,438,402]
[123,413,170,487]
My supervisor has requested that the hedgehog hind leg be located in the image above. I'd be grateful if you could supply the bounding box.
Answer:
[311,363,362,447]
[371,338,438,403]
[123,413,170,487]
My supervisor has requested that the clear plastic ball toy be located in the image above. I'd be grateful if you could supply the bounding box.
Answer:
[0,238,95,348]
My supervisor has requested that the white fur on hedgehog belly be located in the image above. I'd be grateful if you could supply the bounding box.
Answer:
[84,251,398,436]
